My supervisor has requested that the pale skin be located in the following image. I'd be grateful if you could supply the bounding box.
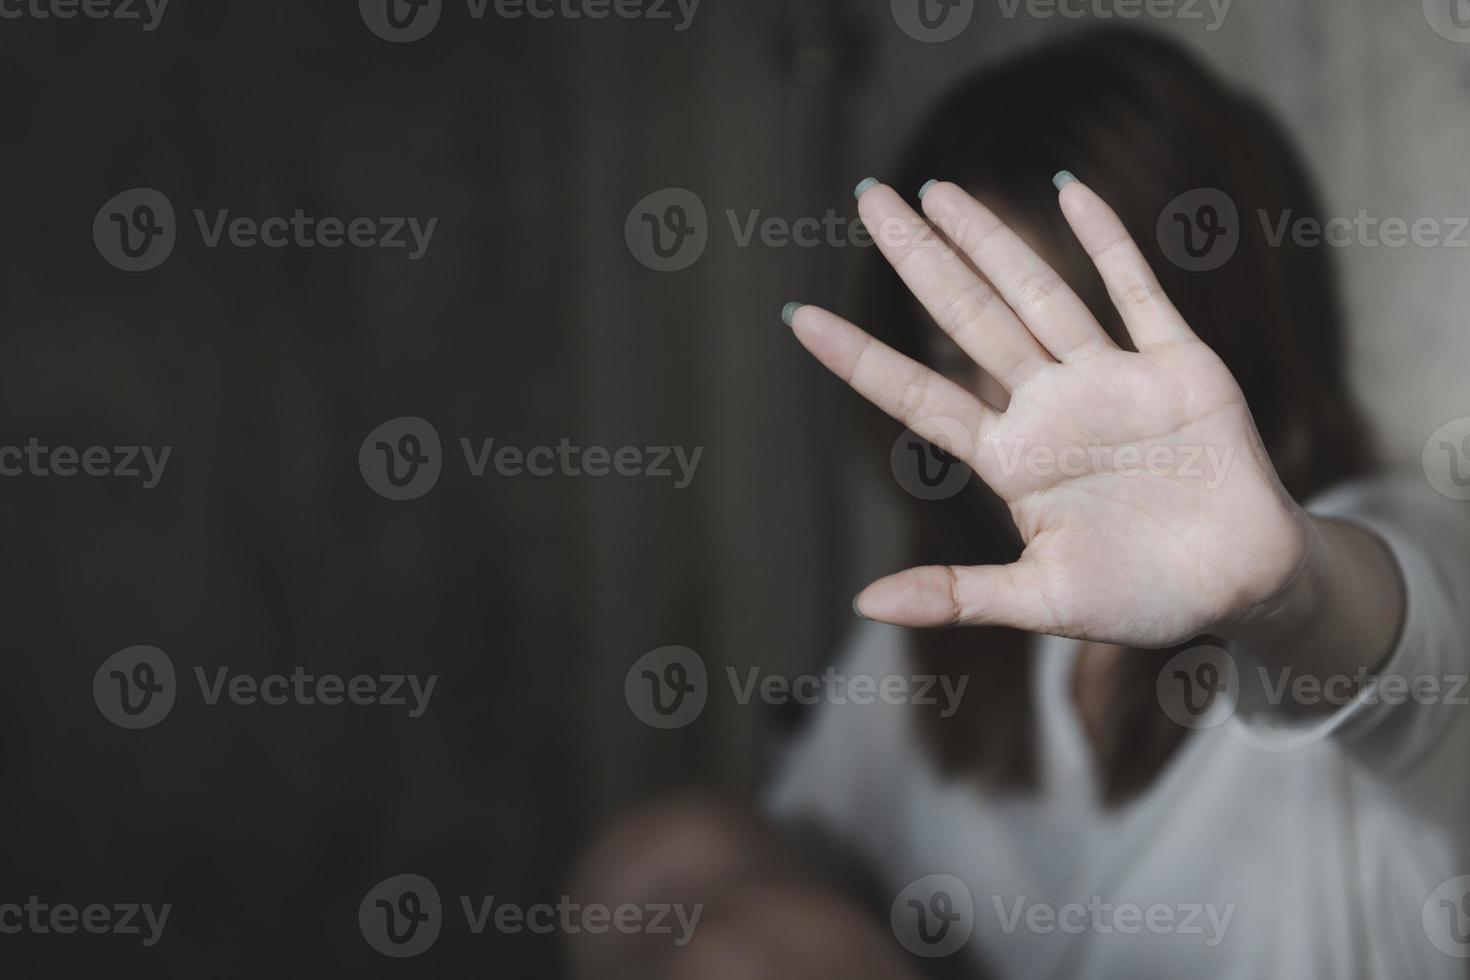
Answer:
[790,177,1403,705]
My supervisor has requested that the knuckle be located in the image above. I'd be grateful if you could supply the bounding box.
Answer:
[895,375,932,421]
[1114,278,1162,308]
[1088,232,1133,262]
[956,214,1006,255]
[942,566,967,626]
[845,335,878,384]
[1012,267,1064,310]
[890,240,932,276]
[886,225,944,274]
[937,280,999,334]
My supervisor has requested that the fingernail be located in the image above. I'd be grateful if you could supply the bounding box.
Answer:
[852,594,868,619]
[781,302,805,327]
[854,177,880,200]
[1052,170,1077,190]
[918,179,940,200]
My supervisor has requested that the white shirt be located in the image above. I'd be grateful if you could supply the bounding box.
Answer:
[767,476,1470,979]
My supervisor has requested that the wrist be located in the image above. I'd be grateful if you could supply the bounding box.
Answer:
[1218,511,1406,713]
[1219,510,1328,651]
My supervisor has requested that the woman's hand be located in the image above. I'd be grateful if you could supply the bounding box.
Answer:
[786,176,1318,650]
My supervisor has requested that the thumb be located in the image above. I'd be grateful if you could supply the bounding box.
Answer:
[854,562,1054,632]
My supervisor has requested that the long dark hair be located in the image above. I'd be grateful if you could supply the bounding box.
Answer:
[861,29,1373,804]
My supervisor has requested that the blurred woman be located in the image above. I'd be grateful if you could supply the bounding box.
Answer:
[573,30,1470,980]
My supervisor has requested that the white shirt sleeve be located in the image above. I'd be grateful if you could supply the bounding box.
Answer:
[762,621,919,857]
[1230,474,1470,771]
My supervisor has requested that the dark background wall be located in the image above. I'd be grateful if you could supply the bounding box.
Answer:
[0,3,850,975]
[0,0,1465,976]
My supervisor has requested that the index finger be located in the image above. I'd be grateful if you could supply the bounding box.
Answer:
[784,302,994,462]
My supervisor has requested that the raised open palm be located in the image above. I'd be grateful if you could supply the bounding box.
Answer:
[788,177,1312,649]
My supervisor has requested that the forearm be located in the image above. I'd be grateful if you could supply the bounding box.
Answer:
[1224,515,1405,716]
